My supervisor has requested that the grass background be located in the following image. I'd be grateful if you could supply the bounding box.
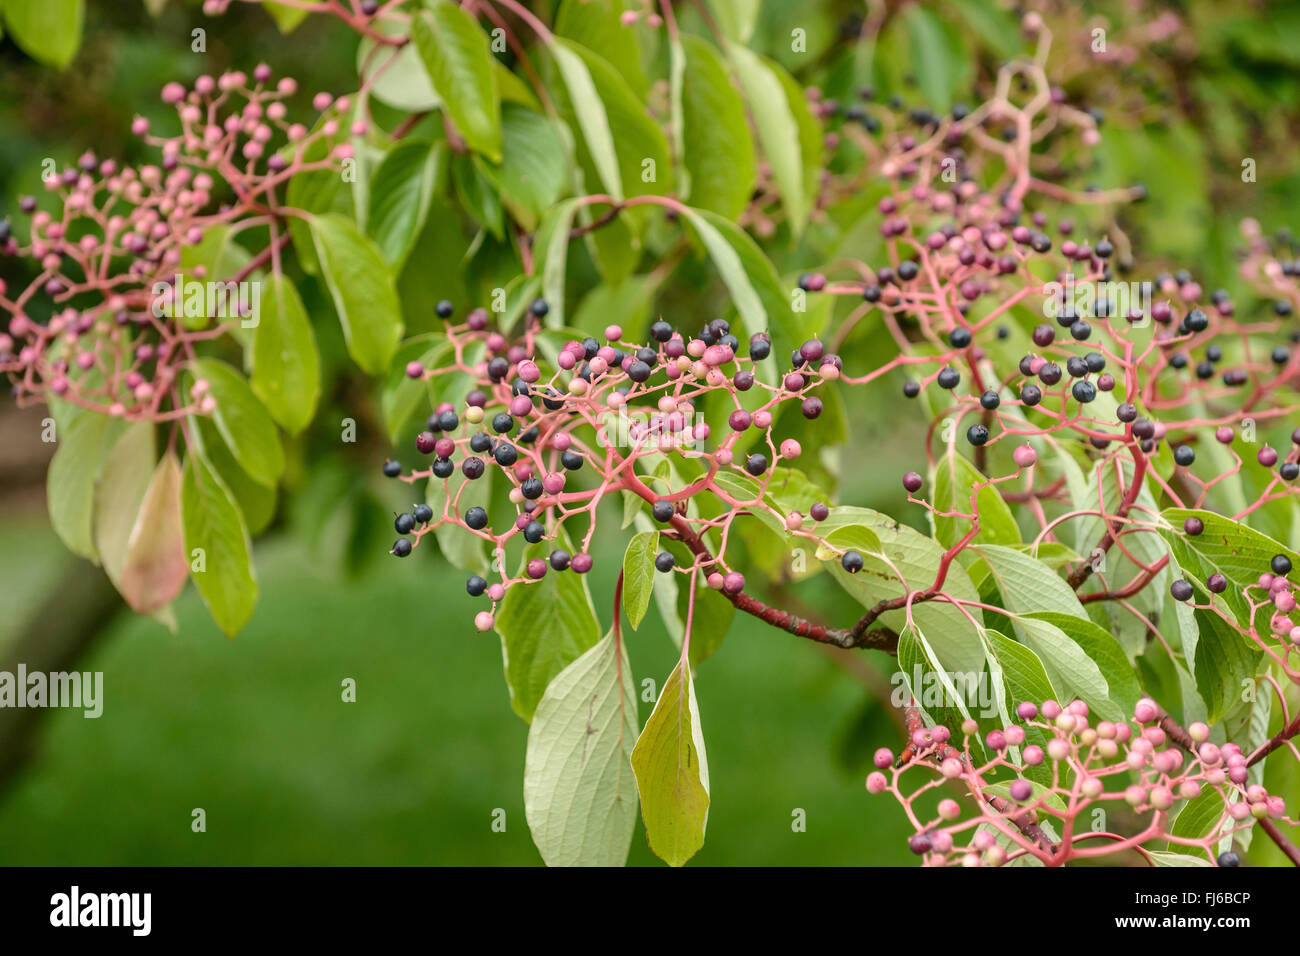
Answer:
[0,509,926,866]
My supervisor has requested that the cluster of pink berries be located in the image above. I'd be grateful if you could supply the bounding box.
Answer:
[0,69,350,425]
[869,697,1290,866]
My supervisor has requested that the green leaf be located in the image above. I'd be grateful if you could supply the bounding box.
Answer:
[285,124,349,276]
[1022,611,1142,715]
[728,44,813,234]
[479,105,568,232]
[532,198,581,328]
[677,206,796,363]
[819,509,985,674]
[120,451,188,615]
[192,417,277,537]
[899,4,957,113]
[496,537,602,722]
[707,0,759,43]
[451,152,505,239]
[3,0,83,67]
[680,35,756,220]
[930,448,1021,549]
[93,421,155,591]
[1191,606,1262,723]
[250,274,320,435]
[1169,788,1227,847]
[411,1,503,162]
[555,0,649,98]
[550,39,623,201]
[984,627,1058,708]
[309,212,405,375]
[524,629,638,867]
[367,139,444,270]
[264,0,321,33]
[181,450,257,637]
[192,358,285,488]
[1012,616,1122,721]
[978,544,1085,616]
[622,531,659,630]
[631,659,710,867]
[1162,508,1297,598]
[47,411,112,561]
[1147,850,1213,867]
[551,40,673,201]
[358,16,439,111]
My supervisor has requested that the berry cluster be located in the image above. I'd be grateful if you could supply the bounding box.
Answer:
[0,68,353,426]
[870,697,1290,866]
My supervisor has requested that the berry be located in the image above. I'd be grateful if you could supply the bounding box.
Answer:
[462,456,485,480]
[949,327,972,349]
[749,334,771,360]
[523,521,545,544]
[1069,320,1092,341]
[413,504,434,524]
[494,443,518,466]
[810,502,830,522]
[382,459,402,478]
[655,552,675,573]
[1272,554,1293,576]
[492,412,514,433]
[903,471,923,493]
[1174,445,1195,467]
[979,390,1000,410]
[801,396,823,419]
[1217,851,1240,868]
[561,449,584,470]
[416,431,437,454]
[395,513,416,534]
[432,457,454,479]
[1116,403,1137,423]
[530,298,549,317]
[1171,580,1194,602]
[1207,573,1228,594]
[903,380,921,398]
[521,477,544,500]
[1020,384,1042,406]
[652,500,675,522]
[1038,363,1062,385]
[966,424,989,446]
[465,507,488,530]
[549,549,571,571]
[466,576,487,597]
[937,367,961,389]
[841,550,865,573]
[1282,462,1300,481]
[1072,380,1096,403]
[435,300,454,319]
[745,453,768,476]
[1184,517,1203,536]
[392,539,412,557]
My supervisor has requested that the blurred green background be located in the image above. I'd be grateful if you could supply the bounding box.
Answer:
[4,0,1300,865]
